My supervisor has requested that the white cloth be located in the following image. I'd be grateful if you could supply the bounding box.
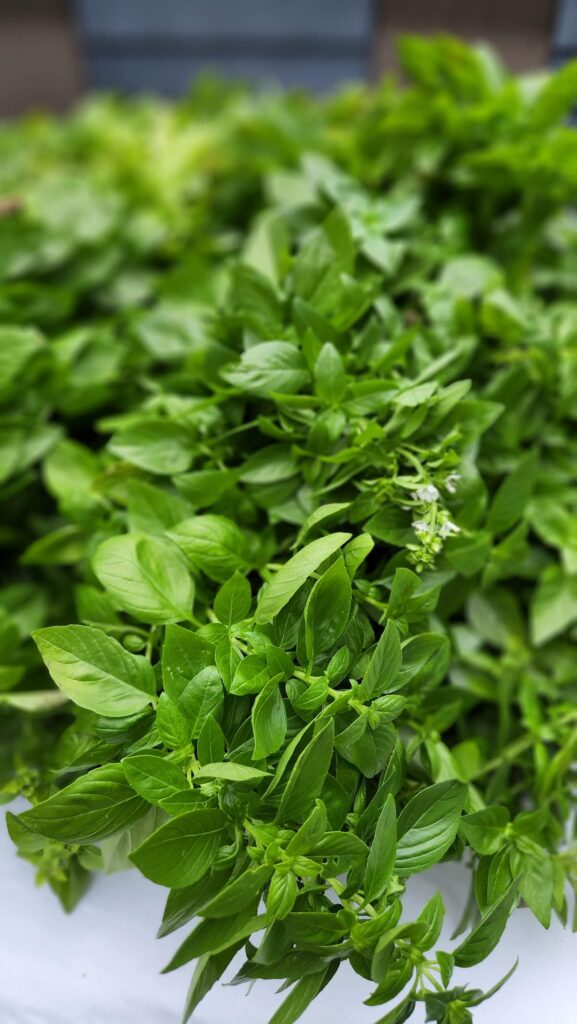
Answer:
[1,799,574,1023]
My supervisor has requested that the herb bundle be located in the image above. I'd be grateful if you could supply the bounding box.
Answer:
[2,37,577,1024]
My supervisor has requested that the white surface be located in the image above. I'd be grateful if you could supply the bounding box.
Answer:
[1,799,575,1024]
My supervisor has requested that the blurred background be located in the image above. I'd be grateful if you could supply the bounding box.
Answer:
[0,0,574,117]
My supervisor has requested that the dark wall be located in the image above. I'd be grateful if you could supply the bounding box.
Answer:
[0,0,82,117]
[75,0,374,94]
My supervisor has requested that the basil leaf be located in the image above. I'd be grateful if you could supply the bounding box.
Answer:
[268,963,339,1024]
[93,533,194,624]
[197,716,226,765]
[182,946,242,1024]
[214,571,252,625]
[256,533,351,624]
[194,761,269,782]
[304,555,352,661]
[357,621,402,700]
[108,421,193,475]
[156,692,191,749]
[161,623,214,700]
[453,885,517,967]
[33,625,155,717]
[199,864,273,918]
[460,806,509,856]
[395,781,467,876]
[19,764,147,842]
[364,794,397,903]
[486,451,538,535]
[163,908,265,972]
[169,515,251,582]
[276,720,335,824]
[123,753,188,807]
[179,666,223,739]
[252,676,287,760]
[223,340,309,396]
[131,808,226,888]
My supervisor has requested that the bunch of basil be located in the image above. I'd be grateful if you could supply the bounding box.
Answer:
[2,37,577,1024]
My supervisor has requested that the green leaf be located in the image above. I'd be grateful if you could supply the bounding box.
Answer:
[528,59,577,130]
[194,762,269,782]
[43,439,101,515]
[215,636,242,690]
[169,515,251,582]
[314,342,346,404]
[130,808,226,888]
[364,794,397,903]
[108,420,193,475]
[126,479,191,536]
[530,567,577,646]
[239,444,297,485]
[343,534,375,578]
[33,625,155,717]
[161,623,214,700]
[387,567,421,619]
[415,892,445,951]
[357,621,402,700]
[179,666,223,739]
[93,533,194,624]
[519,856,554,928]
[158,869,233,938]
[453,885,517,967]
[231,654,269,696]
[199,864,273,918]
[214,571,252,625]
[304,555,352,661]
[0,326,44,391]
[174,468,236,508]
[460,807,509,856]
[372,996,416,1024]
[267,964,338,1024]
[197,716,226,765]
[266,870,298,920]
[19,764,147,842]
[286,801,328,855]
[156,693,191,748]
[182,946,242,1024]
[252,676,288,760]
[0,690,68,712]
[486,451,538,535]
[276,720,335,824]
[310,832,369,860]
[163,907,264,972]
[223,340,309,396]
[395,781,466,876]
[256,533,351,624]
[295,502,351,546]
[122,753,188,807]
[396,633,449,691]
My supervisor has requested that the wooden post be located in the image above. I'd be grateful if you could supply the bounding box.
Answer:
[0,0,82,117]
[375,0,557,75]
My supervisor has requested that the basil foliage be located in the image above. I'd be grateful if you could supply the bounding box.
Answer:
[2,37,577,1024]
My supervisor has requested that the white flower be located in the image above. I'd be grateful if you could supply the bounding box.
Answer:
[439,520,461,538]
[412,519,429,533]
[415,484,440,503]
[445,473,460,494]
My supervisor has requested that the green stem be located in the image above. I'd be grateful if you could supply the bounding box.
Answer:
[471,708,577,781]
